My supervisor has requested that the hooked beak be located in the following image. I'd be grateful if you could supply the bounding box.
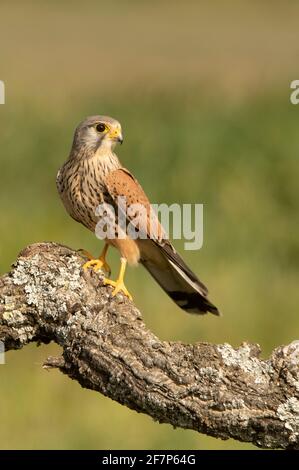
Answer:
[109,128,123,145]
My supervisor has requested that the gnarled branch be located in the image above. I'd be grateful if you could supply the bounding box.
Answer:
[0,242,299,449]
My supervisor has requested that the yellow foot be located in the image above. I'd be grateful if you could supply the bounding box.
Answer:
[83,258,111,275]
[79,246,111,275]
[104,278,133,301]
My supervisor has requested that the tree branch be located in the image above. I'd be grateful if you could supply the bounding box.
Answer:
[0,242,299,449]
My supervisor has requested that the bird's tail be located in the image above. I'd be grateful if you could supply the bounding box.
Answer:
[140,240,220,316]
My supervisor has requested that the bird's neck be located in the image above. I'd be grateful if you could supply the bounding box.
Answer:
[69,143,121,169]
[66,148,121,185]
[93,150,122,177]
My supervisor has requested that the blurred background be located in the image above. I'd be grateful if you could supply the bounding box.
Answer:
[0,0,299,450]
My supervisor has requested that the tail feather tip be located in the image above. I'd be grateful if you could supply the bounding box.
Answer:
[169,290,221,316]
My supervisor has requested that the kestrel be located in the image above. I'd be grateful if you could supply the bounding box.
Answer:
[56,116,219,315]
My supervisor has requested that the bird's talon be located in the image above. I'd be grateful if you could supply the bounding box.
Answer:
[95,259,111,275]
[104,278,133,301]
[83,258,111,274]
[83,259,99,271]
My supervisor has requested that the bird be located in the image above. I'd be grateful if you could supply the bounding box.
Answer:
[56,115,219,315]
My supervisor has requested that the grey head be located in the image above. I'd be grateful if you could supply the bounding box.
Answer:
[71,115,123,156]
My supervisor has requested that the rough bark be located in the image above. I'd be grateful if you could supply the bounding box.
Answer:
[0,242,298,449]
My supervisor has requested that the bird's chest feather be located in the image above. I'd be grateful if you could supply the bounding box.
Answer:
[57,157,115,230]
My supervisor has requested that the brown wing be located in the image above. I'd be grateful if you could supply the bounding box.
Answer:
[105,168,165,242]
[105,168,219,315]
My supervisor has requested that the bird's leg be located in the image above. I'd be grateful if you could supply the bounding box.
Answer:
[104,257,132,301]
[81,243,111,275]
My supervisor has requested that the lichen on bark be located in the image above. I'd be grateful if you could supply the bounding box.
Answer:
[0,242,299,449]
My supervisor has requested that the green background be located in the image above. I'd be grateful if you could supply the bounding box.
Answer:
[0,0,298,449]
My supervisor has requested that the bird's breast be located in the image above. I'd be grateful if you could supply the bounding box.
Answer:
[57,154,120,232]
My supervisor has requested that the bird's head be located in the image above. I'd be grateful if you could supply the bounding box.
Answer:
[72,115,123,156]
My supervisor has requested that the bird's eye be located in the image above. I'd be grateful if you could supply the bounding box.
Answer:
[96,123,107,133]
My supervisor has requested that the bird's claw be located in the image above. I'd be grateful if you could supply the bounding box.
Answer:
[83,258,111,276]
[104,278,133,301]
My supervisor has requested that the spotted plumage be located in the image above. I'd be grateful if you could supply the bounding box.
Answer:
[57,115,219,315]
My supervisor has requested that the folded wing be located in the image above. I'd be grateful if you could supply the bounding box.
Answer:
[105,168,219,315]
